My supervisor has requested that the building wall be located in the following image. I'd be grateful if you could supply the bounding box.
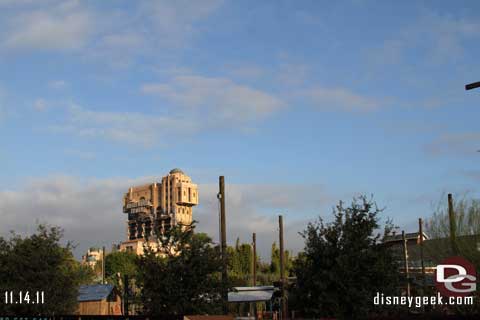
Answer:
[77,297,122,315]
[121,168,198,252]
[119,239,158,255]
[78,300,102,315]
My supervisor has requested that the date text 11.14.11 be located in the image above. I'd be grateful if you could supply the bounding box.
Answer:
[4,291,44,304]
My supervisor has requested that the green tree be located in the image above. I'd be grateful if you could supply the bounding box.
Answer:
[426,193,480,238]
[104,251,138,292]
[136,222,222,315]
[237,243,252,276]
[227,238,254,286]
[270,242,280,275]
[290,196,399,319]
[270,242,293,277]
[424,194,480,277]
[0,224,95,315]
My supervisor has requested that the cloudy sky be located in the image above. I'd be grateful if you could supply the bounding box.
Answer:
[1,0,480,261]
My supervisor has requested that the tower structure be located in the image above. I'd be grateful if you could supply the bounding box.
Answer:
[120,168,198,254]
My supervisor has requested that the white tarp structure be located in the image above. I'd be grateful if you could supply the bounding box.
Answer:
[228,286,275,303]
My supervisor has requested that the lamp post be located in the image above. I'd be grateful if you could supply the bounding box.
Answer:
[466,82,480,90]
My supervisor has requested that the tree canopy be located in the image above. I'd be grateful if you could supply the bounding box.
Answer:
[425,194,480,271]
[104,250,138,293]
[290,196,399,319]
[426,193,480,238]
[136,222,223,315]
[0,224,94,315]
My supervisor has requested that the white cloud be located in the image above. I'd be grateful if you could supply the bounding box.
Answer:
[140,0,224,47]
[2,1,93,51]
[48,80,67,89]
[36,80,282,146]
[0,175,155,258]
[48,104,198,147]
[142,75,285,124]
[33,98,48,111]
[301,86,383,112]
[0,0,44,7]
[0,175,331,260]
[0,0,223,60]
[83,1,223,67]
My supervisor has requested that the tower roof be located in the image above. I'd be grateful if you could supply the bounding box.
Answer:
[169,168,184,174]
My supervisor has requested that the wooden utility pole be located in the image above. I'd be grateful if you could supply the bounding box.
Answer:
[402,231,411,298]
[219,176,228,314]
[252,232,257,320]
[279,215,287,320]
[418,218,426,295]
[102,246,106,284]
[448,193,459,255]
[252,233,257,286]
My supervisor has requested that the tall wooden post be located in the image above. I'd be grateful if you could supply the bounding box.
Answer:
[402,231,411,298]
[418,218,426,295]
[102,246,106,284]
[252,232,257,319]
[253,233,257,287]
[279,215,287,320]
[219,176,228,314]
[448,193,459,255]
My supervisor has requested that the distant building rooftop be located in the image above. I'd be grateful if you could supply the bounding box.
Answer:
[78,284,114,302]
[170,168,184,174]
[384,232,429,243]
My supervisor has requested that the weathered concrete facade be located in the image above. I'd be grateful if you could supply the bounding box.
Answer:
[121,168,198,247]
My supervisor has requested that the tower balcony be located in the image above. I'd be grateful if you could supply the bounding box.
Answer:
[176,199,198,206]
[125,206,152,215]
[176,183,198,206]
[123,199,153,212]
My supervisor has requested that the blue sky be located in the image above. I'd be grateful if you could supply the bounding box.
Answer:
[1,0,480,260]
